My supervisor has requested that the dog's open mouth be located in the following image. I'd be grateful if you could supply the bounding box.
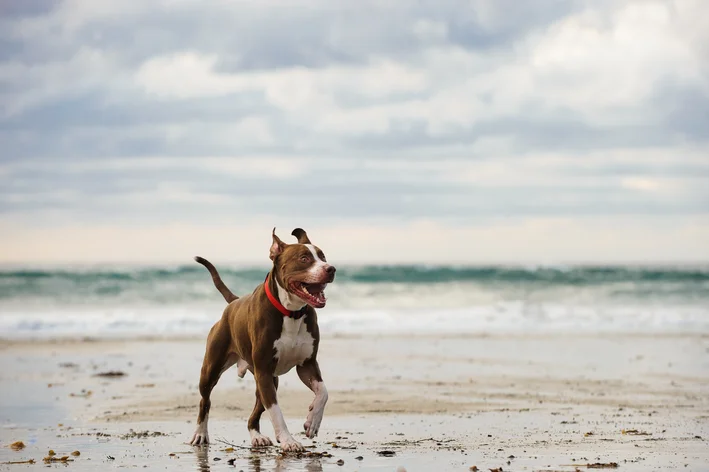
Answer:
[290,281,328,308]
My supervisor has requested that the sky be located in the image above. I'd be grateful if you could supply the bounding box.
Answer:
[1,0,708,265]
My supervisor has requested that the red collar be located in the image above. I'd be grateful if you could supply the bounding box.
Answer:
[264,273,306,318]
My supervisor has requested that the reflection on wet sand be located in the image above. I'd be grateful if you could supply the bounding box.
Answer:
[193,445,323,472]
[274,455,323,472]
[194,445,209,472]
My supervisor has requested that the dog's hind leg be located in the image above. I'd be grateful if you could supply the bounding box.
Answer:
[248,376,278,446]
[190,323,232,445]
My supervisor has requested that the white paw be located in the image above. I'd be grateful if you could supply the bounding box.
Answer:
[278,435,305,452]
[303,408,324,438]
[249,431,273,447]
[190,430,209,445]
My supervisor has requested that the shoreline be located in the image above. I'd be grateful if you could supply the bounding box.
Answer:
[2,329,708,344]
[1,333,707,470]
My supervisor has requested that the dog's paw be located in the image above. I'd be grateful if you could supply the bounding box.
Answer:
[249,431,273,447]
[303,409,324,438]
[189,422,210,445]
[278,435,304,453]
[189,431,209,445]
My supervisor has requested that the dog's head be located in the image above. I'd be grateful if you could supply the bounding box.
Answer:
[269,228,336,309]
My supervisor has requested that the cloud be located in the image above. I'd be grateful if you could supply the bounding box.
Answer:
[2,149,707,228]
[0,0,708,263]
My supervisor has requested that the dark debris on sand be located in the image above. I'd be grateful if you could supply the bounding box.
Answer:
[119,429,167,440]
[43,455,73,464]
[94,370,127,378]
[278,451,334,459]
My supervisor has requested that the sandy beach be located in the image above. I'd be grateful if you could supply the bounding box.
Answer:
[1,333,707,471]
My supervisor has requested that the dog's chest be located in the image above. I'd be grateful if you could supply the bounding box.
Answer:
[273,317,314,376]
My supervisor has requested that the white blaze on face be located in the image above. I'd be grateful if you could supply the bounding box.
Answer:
[304,244,328,278]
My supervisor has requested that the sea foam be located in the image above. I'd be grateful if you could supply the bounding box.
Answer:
[1,265,707,339]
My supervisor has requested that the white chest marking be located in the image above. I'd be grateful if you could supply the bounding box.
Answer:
[273,317,314,376]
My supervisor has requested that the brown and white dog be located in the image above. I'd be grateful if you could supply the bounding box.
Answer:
[189,228,335,452]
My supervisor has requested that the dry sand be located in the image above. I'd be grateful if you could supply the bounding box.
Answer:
[1,333,707,471]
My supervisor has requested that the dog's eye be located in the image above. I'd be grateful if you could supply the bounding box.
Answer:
[300,255,309,263]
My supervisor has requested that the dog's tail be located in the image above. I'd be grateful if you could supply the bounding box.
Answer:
[194,256,239,303]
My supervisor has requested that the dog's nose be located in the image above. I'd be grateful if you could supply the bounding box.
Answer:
[326,265,336,275]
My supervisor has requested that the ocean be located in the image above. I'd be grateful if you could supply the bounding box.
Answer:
[1,265,708,339]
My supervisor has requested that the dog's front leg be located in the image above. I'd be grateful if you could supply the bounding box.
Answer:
[254,370,304,452]
[296,359,328,439]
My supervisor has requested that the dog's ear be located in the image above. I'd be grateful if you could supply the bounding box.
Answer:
[270,228,287,260]
[291,228,311,244]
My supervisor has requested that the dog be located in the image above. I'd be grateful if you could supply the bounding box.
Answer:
[189,228,335,452]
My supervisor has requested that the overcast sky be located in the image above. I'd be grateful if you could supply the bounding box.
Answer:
[1,0,708,265]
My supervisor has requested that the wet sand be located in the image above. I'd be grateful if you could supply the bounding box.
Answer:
[1,333,708,471]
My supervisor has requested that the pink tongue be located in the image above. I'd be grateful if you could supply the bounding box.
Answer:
[300,284,326,304]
